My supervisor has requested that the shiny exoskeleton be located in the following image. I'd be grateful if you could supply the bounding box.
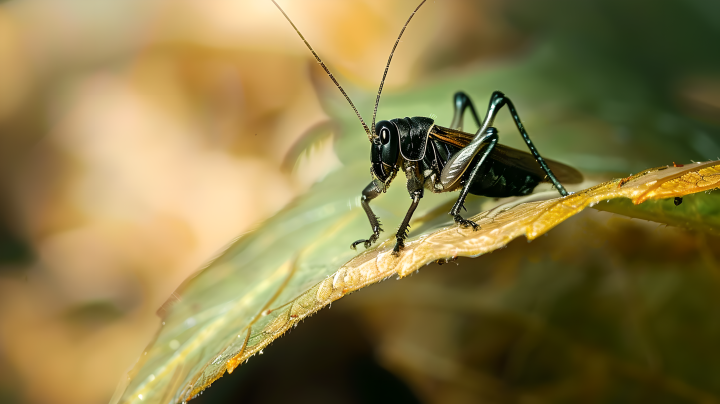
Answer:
[352,91,583,253]
[271,0,582,254]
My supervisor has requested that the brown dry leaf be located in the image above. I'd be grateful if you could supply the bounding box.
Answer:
[217,161,720,377]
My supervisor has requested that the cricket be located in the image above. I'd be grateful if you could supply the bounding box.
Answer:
[271,0,583,254]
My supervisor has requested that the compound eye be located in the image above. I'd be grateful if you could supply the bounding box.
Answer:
[380,127,391,145]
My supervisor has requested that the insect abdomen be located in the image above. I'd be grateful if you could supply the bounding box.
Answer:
[466,159,540,198]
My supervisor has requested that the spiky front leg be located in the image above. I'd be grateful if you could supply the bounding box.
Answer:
[392,163,425,254]
[393,192,422,254]
[351,181,384,250]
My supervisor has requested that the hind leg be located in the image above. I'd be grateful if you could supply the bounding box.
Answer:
[493,91,568,196]
[449,128,499,229]
[441,91,568,197]
[450,91,482,131]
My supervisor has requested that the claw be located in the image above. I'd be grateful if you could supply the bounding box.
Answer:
[454,214,479,231]
[350,232,380,250]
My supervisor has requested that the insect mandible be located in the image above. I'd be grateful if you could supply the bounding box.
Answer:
[271,0,583,254]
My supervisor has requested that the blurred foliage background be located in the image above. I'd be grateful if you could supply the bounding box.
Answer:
[1,0,720,403]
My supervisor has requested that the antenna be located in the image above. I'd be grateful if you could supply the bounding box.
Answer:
[371,0,428,135]
[271,0,373,140]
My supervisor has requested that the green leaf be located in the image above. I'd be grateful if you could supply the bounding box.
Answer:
[111,135,720,404]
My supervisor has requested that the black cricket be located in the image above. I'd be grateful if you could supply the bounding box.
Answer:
[272,0,583,253]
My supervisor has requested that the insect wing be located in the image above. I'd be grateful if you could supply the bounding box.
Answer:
[430,126,583,184]
[489,144,583,184]
[429,125,474,148]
